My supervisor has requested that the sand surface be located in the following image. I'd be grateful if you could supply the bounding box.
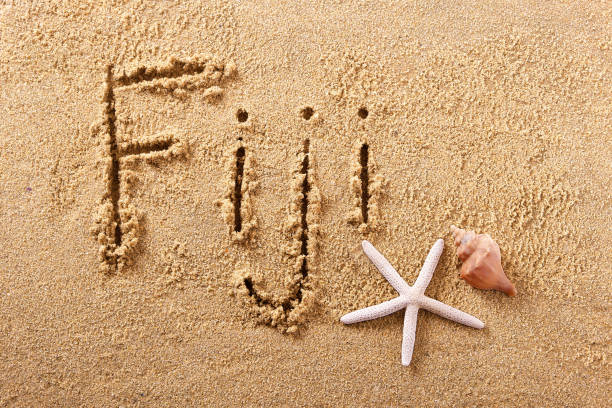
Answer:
[1,1,611,406]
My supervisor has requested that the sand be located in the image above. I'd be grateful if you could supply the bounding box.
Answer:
[0,0,610,406]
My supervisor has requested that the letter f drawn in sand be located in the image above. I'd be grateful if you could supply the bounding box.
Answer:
[92,55,235,274]
[91,65,187,274]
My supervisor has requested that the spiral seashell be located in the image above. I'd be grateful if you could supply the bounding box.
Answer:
[450,225,517,296]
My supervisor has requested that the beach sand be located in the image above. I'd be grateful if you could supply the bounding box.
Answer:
[0,1,610,406]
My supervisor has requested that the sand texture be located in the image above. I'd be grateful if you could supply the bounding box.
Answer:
[1,1,611,406]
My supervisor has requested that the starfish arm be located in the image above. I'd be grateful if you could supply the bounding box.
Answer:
[419,296,485,329]
[362,240,410,294]
[401,304,419,366]
[413,239,444,293]
[340,296,406,324]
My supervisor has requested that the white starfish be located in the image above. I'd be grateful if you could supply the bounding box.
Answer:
[341,239,485,366]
